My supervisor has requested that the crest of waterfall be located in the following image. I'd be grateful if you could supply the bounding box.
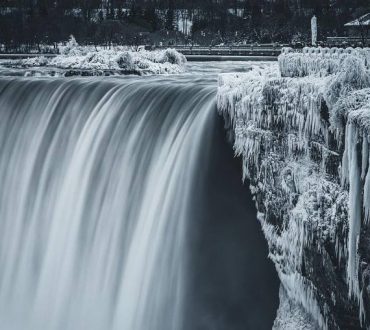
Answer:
[0,77,215,330]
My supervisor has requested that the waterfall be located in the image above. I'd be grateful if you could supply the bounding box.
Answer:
[0,72,279,330]
[0,77,215,330]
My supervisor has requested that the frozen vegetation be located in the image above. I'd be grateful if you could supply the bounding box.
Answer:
[2,36,187,76]
[279,47,370,78]
[217,48,370,329]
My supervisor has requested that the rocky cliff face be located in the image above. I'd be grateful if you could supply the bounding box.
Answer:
[217,49,370,329]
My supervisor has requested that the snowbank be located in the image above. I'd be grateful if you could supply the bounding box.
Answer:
[218,49,370,329]
[4,36,187,76]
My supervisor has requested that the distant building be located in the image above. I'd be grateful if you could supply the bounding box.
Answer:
[344,13,370,44]
[345,13,370,28]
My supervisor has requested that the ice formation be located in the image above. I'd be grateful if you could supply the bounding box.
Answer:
[2,36,187,76]
[218,49,370,329]
[273,286,318,330]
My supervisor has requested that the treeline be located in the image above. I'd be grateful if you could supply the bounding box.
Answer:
[0,0,369,51]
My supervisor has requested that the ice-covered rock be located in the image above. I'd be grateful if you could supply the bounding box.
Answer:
[218,51,370,329]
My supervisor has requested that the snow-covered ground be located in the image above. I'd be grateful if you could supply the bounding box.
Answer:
[1,37,187,76]
[217,48,370,329]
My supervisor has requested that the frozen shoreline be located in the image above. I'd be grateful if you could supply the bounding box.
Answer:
[0,37,187,76]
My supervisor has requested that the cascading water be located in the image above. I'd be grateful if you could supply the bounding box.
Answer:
[0,65,279,330]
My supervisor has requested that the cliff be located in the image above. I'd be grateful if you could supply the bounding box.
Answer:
[217,48,370,329]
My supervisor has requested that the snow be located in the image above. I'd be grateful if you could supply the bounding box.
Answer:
[218,49,370,328]
[3,36,187,76]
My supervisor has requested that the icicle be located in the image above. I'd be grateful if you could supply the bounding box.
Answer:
[361,138,369,180]
[364,144,370,223]
[346,123,361,301]
[341,124,350,187]
[359,290,366,327]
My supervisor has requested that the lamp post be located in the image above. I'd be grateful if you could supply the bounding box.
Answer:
[311,15,317,46]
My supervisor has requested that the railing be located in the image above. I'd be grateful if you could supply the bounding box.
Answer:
[327,37,370,47]
[155,44,287,57]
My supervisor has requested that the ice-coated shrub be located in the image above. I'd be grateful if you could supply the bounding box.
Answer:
[160,48,187,65]
[22,56,48,67]
[279,52,341,77]
[116,52,134,70]
[325,55,370,109]
[58,35,90,56]
[321,48,330,55]
[282,47,293,54]
[279,48,370,78]
[330,88,370,132]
